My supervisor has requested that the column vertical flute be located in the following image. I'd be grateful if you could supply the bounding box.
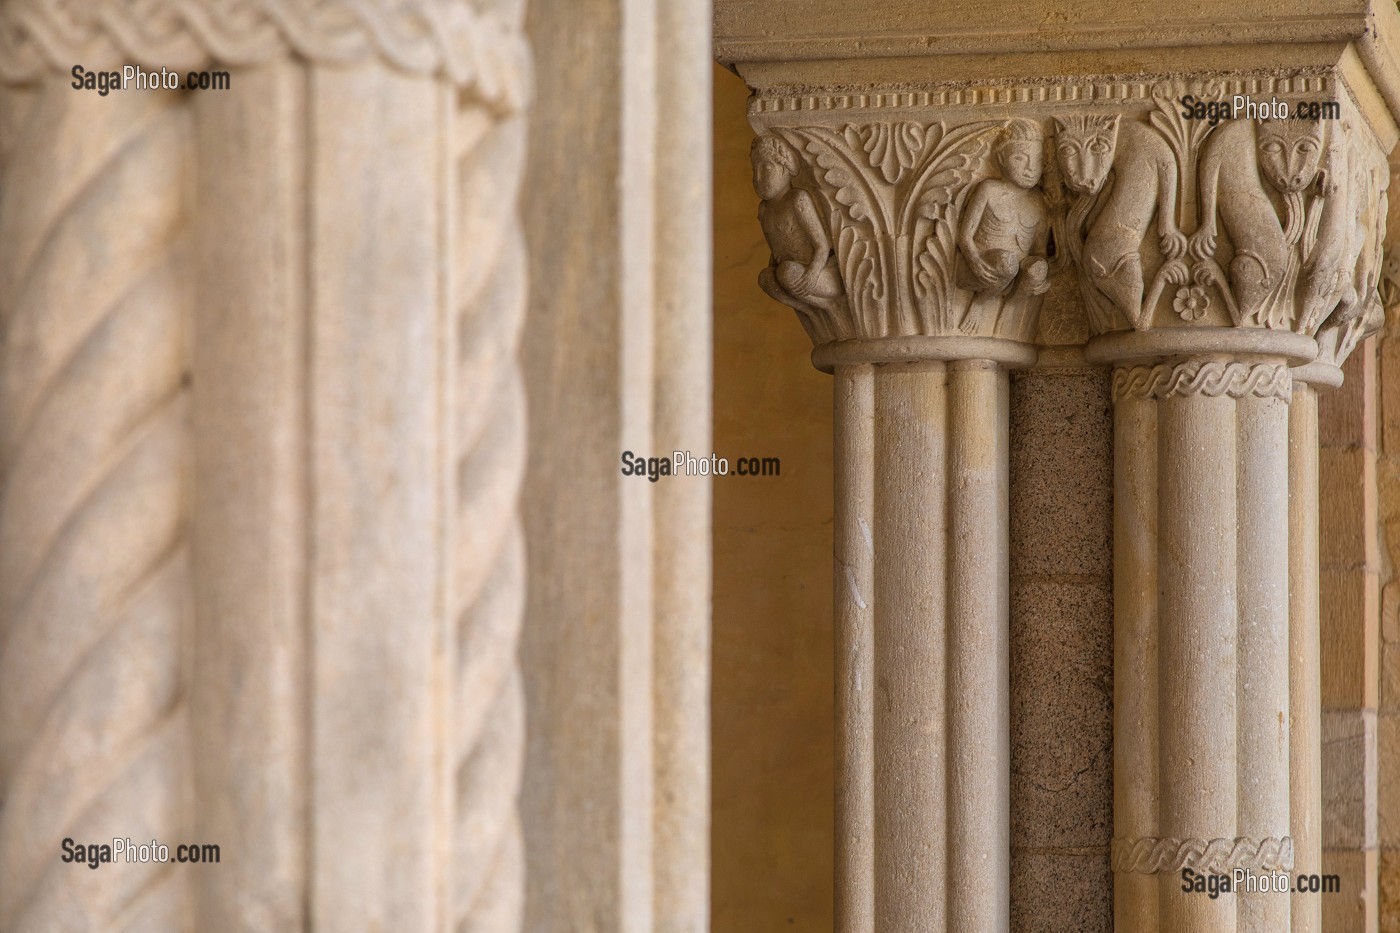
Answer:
[1287,374,1325,933]
[747,109,1045,930]
[1105,351,1302,933]
[820,340,1030,933]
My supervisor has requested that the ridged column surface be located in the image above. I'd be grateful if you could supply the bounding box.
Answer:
[833,357,1012,933]
[1288,382,1322,933]
[452,51,530,931]
[1111,359,1296,933]
[0,84,193,931]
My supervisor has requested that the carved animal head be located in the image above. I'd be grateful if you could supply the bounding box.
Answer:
[996,119,1045,189]
[1053,114,1119,196]
[751,134,798,200]
[1256,119,1324,193]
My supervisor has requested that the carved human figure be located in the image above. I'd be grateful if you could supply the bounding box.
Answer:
[956,120,1050,333]
[1191,117,1325,325]
[752,134,844,331]
[1054,114,1187,329]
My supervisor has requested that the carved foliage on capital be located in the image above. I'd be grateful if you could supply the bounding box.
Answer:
[1052,80,1389,365]
[751,119,1051,345]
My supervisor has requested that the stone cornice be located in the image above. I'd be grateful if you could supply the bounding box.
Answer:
[717,0,1400,126]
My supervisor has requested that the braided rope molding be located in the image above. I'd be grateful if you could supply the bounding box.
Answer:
[450,54,528,928]
[1112,360,1293,402]
[1111,835,1295,875]
[0,0,529,110]
[0,85,193,929]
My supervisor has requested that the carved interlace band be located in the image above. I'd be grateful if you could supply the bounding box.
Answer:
[1111,835,1295,875]
[1111,360,1291,402]
[0,1,528,109]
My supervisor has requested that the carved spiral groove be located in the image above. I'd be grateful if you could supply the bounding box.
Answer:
[1112,360,1292,402]
[450,16,528,928]
[1111,835,1295,875]
[0,86,193,929]
[0,0,528,110]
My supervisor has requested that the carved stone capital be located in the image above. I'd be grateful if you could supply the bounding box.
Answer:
[747,71,1393,373]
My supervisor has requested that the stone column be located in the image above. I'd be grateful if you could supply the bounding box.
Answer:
[732,38,1398,929]
[0,3,532,931]
[1293,292,1387,933]
[1078,79,1392,932]
[746,111,1052,929]
[1101,340,1303,933]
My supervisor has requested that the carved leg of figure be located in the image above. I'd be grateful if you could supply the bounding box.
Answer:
[1089,252,1145,330]
[760,266,824,344]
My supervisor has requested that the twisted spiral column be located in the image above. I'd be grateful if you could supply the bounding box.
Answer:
[0,82,193,930]
[451,18,529,928]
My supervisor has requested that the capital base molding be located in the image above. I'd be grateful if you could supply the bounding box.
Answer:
[811,335,1036,372]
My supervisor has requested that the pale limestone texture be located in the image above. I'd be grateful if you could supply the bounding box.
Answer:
[0,2,715,932]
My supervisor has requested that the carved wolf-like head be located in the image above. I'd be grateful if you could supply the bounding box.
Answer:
[1256,118,1324,193]
[1053,114,1119,196]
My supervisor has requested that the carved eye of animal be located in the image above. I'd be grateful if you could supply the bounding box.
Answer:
[1260,140,1284,154]
[1088,138,1112,155]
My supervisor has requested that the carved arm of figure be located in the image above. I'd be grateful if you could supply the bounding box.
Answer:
[956,184,1003,288]
[783,188,834,300]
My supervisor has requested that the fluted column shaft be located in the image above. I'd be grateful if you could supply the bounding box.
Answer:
[1110,358,1294,933]
[832,349,1017,933]
[1287,378,1323,933]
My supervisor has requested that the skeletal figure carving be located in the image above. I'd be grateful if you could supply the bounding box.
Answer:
[955,119,1050,335]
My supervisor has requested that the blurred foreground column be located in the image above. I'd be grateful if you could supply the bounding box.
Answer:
[0,2,533,930]
[519,0,713,930]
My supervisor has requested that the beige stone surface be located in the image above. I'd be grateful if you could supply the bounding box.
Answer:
[711,61,837,933]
